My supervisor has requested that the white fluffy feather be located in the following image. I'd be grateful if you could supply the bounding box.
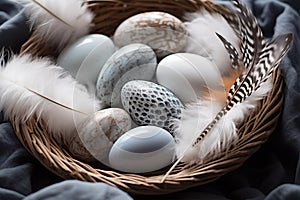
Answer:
[18,0,93,50]
[173,79,272,164]
[0,54,102,141]
[184,9,240,73]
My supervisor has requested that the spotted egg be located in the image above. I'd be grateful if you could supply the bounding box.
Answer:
[121,80,183,132]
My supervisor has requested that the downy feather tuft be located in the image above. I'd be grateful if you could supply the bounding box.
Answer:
[0,54,102,141]
[184,8,241,74]
[17,0,94,50]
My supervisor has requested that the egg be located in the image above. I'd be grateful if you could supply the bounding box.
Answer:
[113,11,188,58]
[109,126,176,173]
[57,34,115,90]
[67,108,132,164]
[96,43,157,107]
[121,80,182,132]
[156,53,223,104]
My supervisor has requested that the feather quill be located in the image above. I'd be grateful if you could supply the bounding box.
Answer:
[16,0,94,50]
[162,0,293,182]
[0,54,102,142]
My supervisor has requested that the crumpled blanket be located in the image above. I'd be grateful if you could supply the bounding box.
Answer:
[1,0,300,199]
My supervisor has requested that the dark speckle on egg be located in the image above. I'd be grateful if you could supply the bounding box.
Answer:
[121,80,183,133]
[158,102,165,107]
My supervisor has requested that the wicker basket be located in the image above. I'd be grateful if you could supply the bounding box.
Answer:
[14,0,283,195]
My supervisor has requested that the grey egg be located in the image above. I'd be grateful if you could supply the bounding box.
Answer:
[96,43,157,108]
[121,80,183,133]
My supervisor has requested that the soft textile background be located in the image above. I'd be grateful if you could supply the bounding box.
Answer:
[1,0,300,199]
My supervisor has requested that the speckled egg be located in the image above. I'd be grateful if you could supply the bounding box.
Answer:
[113,11,188,58]
[121,80,183,133]
[96,43,157,107]
[67,108,132,164]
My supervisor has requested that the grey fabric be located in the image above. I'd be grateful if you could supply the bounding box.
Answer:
[0,0,30,53]
[0,121,61,199]
[1,0,300,199]
[24,180,132,200]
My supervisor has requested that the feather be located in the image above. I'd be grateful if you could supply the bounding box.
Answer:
[172,100,234,165]
[0,54,102,142]
[203,66,244,105]
[162,0,293,182]
[188,34,293,150]
[173,78,272,165]
[184,8,241,74]
[16,0,94,50]
[219,8,241,39]
[215,32,240,69]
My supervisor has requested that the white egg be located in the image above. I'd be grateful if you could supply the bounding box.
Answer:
[57,34,115,90]
[109,126,175,173]
[113,12,187,58]
[156,53,223,104]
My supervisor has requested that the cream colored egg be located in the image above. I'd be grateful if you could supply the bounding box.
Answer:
[113,12,188,57]
[67,108,132,163]
[156,53,223,104]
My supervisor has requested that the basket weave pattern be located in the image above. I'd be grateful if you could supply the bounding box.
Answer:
[15,0,283,195]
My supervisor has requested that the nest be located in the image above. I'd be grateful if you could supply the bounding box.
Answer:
[14,0,283,195]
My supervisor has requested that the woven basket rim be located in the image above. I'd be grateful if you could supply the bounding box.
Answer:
[14,0,284,195]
